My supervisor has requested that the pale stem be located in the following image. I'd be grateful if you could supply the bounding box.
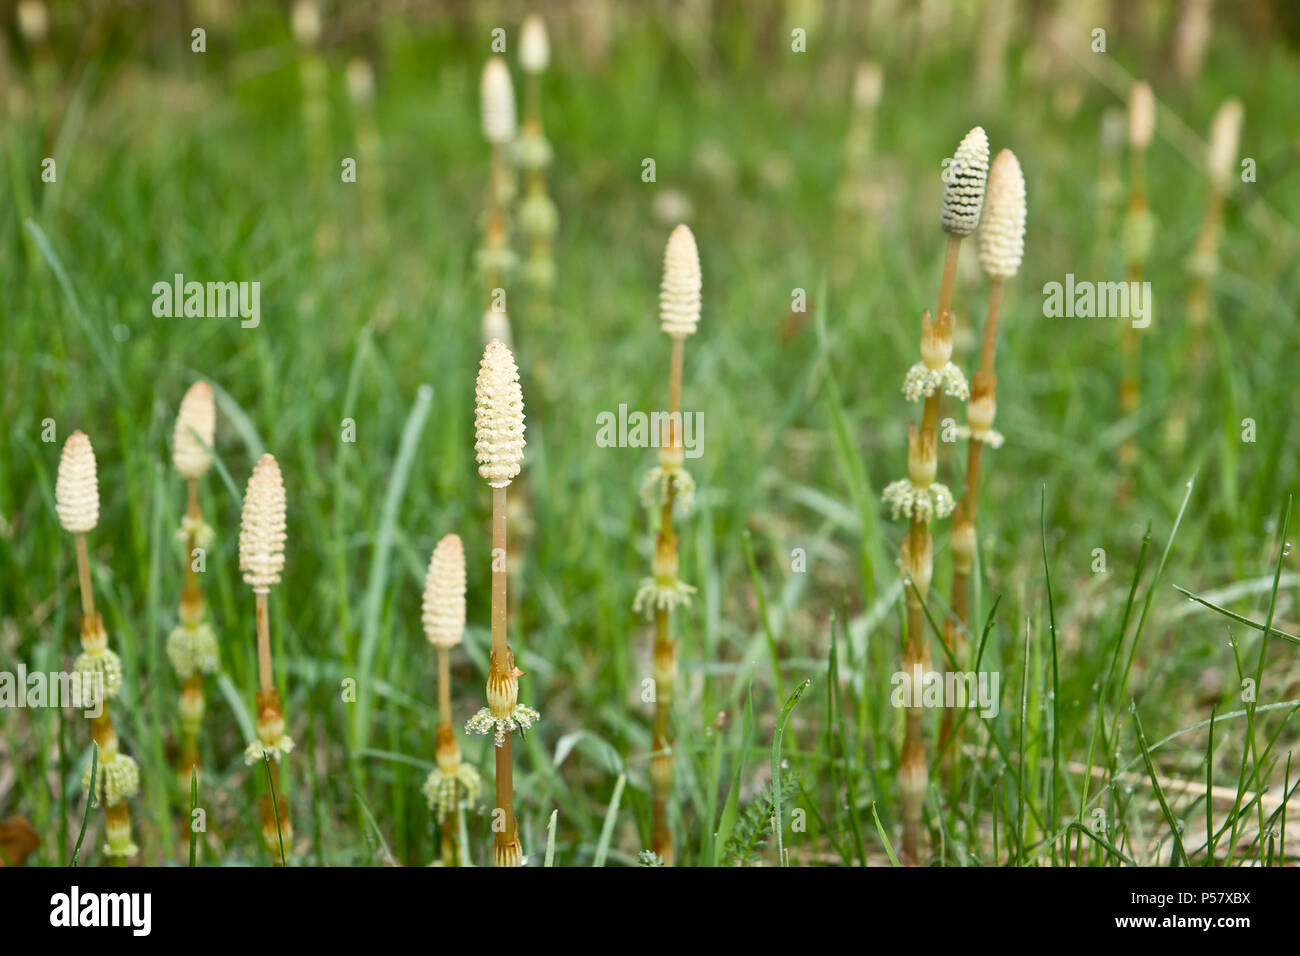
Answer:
[489,483,517,860]
[74,532,95,621]
[900,234,965,864]
[1130,145,1147,205]
[491,486,508,658]
[937,234,962,326]
[979,279,1004,379]
[495,733,517,859]
[652,334,685,865]
[487,145,506,293]
[668,336,684,419]
[962,279,1003,530]
[184,478,200,595]
[437,645,451,726]
[256,592,273,696]
[526,73,541,129]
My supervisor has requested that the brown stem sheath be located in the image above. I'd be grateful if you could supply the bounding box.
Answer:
[178,478,207,783]
[900,234,965,863]
[650,335,686,865]
[941,280,1004,781]
[76,538,137,859]
[494,733,517,862]
[489,485,520,865]
[442,798,460,866]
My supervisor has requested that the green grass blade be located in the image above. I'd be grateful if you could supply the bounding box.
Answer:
[354,791,395,866]
[70,743,98,867]
[1171,585,1300,647]
[265,756,288,866]
[871,802,901,867]
[544,809,559,867]
[713,688,754,865]
[353,384,435,753]
[189,767,199,867]
[1040,486,1061,866]
[772,679,811,866]
[593,774,626,867]
[1132,704,1189,866]
[743,530,787,705]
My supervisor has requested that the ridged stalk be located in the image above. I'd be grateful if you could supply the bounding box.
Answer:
[518,16,558,309]
[346,59,384,249]
[178,480,205,781]
[636,226,702,865]
[77,545,138,864]
[479,58,518,344]
[239,454,292,863]
[651,336,685,865]
[1120,83,1155,486]
[422,532,478,865]
[940,279,1002,770]
[943,146,1024,791]
[901,238,961,862]
[436,649,460,866]
[293,1,327,195]
[886,127,988,864]
[254,594,291,863]
[1170,100,1241,450]
[490,486,520,866]
[58,431,140,863]
[170,381,219,804]
[467,339,533,866]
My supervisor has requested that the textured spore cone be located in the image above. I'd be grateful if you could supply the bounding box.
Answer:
[978,149,1027,280]
[941,126,990,237]
[475,339,526,487]
[239,454,287,593]
[481,57,517,144]
[659,224,702,337]
[173,381,216,479]
[1207,98,1243,189]
[423,534,467,648]
[1129,82,1155,149]
[520,15,550,73]
[56,430,99,534]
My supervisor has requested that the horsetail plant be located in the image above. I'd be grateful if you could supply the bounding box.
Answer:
[882,126,987,864]
[1170,98,1242,451]
[833,62,884,276]
[1187,98,1242,331]
[421,533,481,866]
[238,453,293,861]
[291,1,327,192]
[844,61,884,174]
[1096,107,1125,265]
[465,339,537,867]
[942,148,1025,773]
[516,14,558,308]
[479,57,519,345]
[1120,81,1155,480]
[633,224,702,866]
[168,381,219,790]
[346,58,385,247]
[56,430,140,861]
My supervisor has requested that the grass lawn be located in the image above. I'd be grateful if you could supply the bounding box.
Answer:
[1,0,1297,867]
